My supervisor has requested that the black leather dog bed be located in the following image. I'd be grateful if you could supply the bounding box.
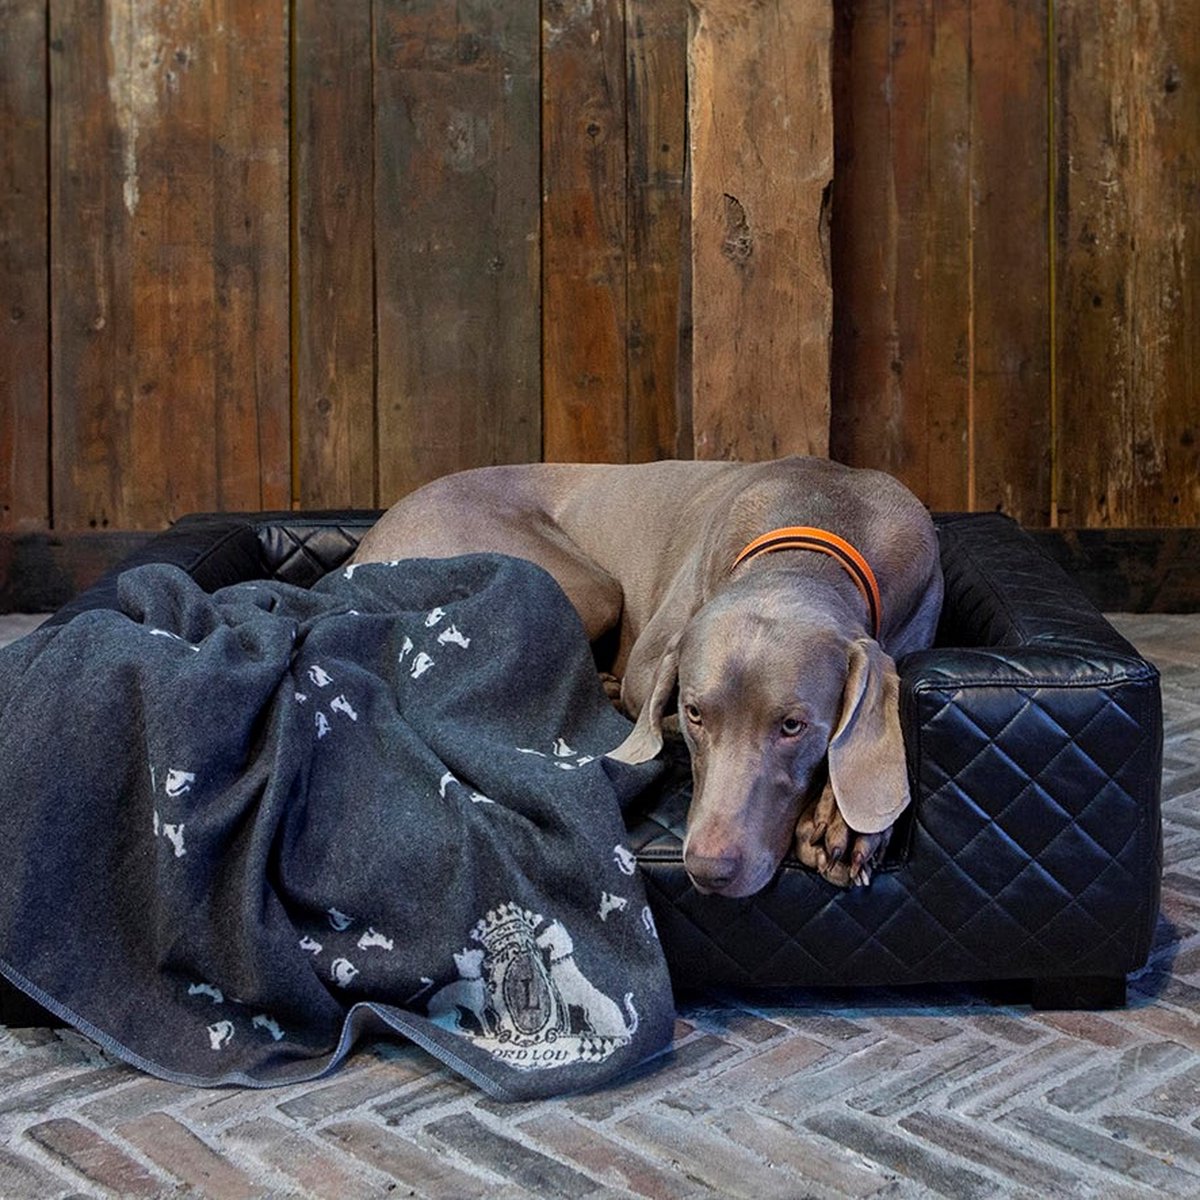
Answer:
[37,510,1163,1011]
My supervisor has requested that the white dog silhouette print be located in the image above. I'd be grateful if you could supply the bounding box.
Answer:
[642,906,659,939]
[438,770,495,806]
[252,1014,285,1041]
[516,739,598,772]
[357,928,394,952]
[598,892,628,922]
[164,769,195,798]
[427,949,491,1035]
[162,823,186,858]
[188,982,224,1004]
[612,845,637,876]
[327,907,353,932]
[330,958,359,988]
[207,1020,235,1051]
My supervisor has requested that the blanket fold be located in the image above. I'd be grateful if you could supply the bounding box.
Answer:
[0,554,674,1100]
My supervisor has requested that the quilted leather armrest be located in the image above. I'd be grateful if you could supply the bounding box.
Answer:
[898,516,1164,977]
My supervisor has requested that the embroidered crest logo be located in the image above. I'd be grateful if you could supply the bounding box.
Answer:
[425,903,638,1071]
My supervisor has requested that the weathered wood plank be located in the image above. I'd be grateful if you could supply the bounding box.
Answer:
[969,0,1051,523]
[49,0,289,531]
[50,0,131,531]
[209,1,291,512]
[688,0,833,462]
[829,0,906,481]
[1053,1,1133,528]
[832,0,1054,522]
[0,0,50,532]
[1055,0,1200,526]
[916,0,972,512]
[542,0,628,463]
[625,0,686,463]
[294,0,376,508]
[879,0,973,512]
[374,0,540,500]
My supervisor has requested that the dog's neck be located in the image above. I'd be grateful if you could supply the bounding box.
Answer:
[713,561,874,642]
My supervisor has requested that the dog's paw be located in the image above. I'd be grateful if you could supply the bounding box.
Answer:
[793,787,892,888]
[599,672,623,710]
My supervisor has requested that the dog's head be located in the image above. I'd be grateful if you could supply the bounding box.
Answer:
[609,592,908,897]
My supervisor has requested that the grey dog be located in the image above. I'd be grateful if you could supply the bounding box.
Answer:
[351,457,943,897]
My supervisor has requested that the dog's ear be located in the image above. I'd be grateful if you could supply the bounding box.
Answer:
[606,634,681,764]
[826,637,909,834]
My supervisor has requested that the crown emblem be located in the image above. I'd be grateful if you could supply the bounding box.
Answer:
[470,903,545,960]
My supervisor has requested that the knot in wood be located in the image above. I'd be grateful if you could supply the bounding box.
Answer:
[721,194,753,264]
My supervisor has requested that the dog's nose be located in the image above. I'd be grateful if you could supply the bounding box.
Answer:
[686,853,741,893]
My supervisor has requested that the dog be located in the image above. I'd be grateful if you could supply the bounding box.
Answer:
[350,457,943,897]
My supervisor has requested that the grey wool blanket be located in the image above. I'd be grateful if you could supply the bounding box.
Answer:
[0,554,674,1101]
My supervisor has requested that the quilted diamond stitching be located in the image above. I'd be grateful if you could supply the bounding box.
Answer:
[258,524,365,585]
[910,682,1151,946]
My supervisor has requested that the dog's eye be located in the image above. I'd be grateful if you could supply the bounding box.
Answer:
[683,703,703,725]
[780,717,807,737]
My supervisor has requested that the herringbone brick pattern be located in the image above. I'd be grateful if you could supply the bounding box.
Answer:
[0,612,1197,1198]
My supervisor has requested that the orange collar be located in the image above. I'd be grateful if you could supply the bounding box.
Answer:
[731,526,883,638]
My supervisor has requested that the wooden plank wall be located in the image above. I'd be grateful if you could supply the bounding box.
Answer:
[687,0,833,461]
[831,0,1199,526]
[48,0,291,531]
[0,0,50,532]
[1,0,1198,538]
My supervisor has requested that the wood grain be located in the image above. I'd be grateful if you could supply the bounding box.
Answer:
[294,0,376,509]
[829,0,904,482]
[1055,0,1200,526]
[969,0,1051,523]
[541,0,629,463]
[688,0,833,462]
[0,0,50,531]
[884,0,972,512]
[625,0,687,463]
[50,0,132,531]
[833,0,1049,521]
[209,1,291,512]
[50,0,289,531]
[916,0,972,512]
[374,0,540,501]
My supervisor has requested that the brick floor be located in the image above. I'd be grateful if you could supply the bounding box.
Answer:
[0,612,1196,1197]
